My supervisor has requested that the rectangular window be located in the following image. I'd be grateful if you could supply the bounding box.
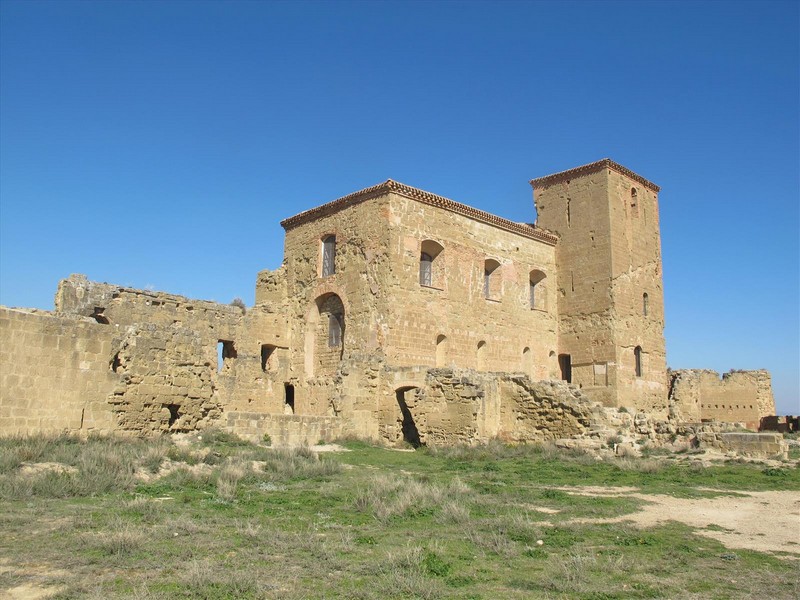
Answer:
[328,314,342,347]
[419,253,432,286]
[322,235,336,276]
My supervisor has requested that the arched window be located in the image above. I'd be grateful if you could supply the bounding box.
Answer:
[529,270,547,310]
[435,334,447,367]
[477,340,486,370]
[309,293,345,377]
[642,293,649,316]
[634,346,643,377]
[419,240,444,288]
[321,235,336,277]
[484,259,501,300]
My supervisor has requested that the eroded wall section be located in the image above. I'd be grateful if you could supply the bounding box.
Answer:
[668,369,775,429]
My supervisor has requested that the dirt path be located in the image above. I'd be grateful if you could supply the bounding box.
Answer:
[562,487,800,556]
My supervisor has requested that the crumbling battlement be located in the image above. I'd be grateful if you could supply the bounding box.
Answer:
[668,369,775,430]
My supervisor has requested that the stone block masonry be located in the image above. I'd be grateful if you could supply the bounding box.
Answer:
[0,307,117,434]
[668,369,774,430]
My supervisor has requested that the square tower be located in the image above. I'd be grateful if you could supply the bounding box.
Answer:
[531,160,668,415]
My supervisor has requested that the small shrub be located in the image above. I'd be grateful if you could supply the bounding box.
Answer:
[229,297,246,313]
[262,433,272,446]
[422,550,451,577]
[763,467,787,477]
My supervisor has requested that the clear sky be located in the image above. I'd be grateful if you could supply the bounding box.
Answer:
[1,0,797,413]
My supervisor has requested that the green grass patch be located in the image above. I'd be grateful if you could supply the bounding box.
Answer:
[0,434,797,599]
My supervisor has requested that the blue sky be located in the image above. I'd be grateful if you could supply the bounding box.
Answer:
[1,0,797,413]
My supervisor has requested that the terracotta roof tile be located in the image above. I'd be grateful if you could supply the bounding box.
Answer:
[280,180,559,245]
[529,159,660,193]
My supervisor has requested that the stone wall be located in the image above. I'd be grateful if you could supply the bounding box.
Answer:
[227,412,343,446]
[0,307,117,434]
[697,432,787,459]
[1,275,292,436]
[668,369,775,429]
[375,367,619,447]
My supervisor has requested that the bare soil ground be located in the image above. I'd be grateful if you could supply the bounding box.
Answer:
[557,486,800,556]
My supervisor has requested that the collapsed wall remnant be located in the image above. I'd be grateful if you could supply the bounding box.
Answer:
[668,369,775,430]
[0,160,778,446]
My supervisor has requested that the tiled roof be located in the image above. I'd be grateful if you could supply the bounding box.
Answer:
[280,180,559,245]
[529,159,660,193]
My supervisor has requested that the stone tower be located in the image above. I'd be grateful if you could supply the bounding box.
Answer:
[531,159,668,415]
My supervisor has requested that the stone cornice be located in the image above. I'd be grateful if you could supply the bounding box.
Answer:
[529,159,660,193]
[280,180,559,245]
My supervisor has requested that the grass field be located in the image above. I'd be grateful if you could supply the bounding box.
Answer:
[0,431,798,599]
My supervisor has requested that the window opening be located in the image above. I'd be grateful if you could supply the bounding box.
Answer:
[634,346,643,377]
[529,270,546,310]
[328,314,342,347]
[284,383,295,413]
[261,344,276,372]
[322,235,336,276]
[91,307,109,324]
[419,252,432,286]
[558,354,572,383]
[218,340,236,372]
[484,259,500,300]
[165,404,181,427]
[419,240,444,288]
[566,197,571,227]
[110,352,123,373]
[643,293,649,316]
[630,187,639,217]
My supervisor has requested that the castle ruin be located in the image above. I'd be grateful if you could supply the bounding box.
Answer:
[0,159,776,445]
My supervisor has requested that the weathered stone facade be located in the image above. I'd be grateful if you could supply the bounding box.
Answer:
[0,160,777,443]
[668,369,775,430]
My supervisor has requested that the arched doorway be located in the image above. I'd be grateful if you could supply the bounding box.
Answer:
[396,386,422,448]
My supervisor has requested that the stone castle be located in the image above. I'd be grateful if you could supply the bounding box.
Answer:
[0,159,776,445]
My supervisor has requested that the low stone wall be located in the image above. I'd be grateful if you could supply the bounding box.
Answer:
[697,431,788,459]
[226,412,344,446]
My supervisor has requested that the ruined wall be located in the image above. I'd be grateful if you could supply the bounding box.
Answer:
[0,307,117,434]
[496,377,606,443]
[668,369,775,429]
[383,192,559,379]
[15,274,291,434]
[533,162,667,415]
[375,367,618,447]
[227,412,344,446]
